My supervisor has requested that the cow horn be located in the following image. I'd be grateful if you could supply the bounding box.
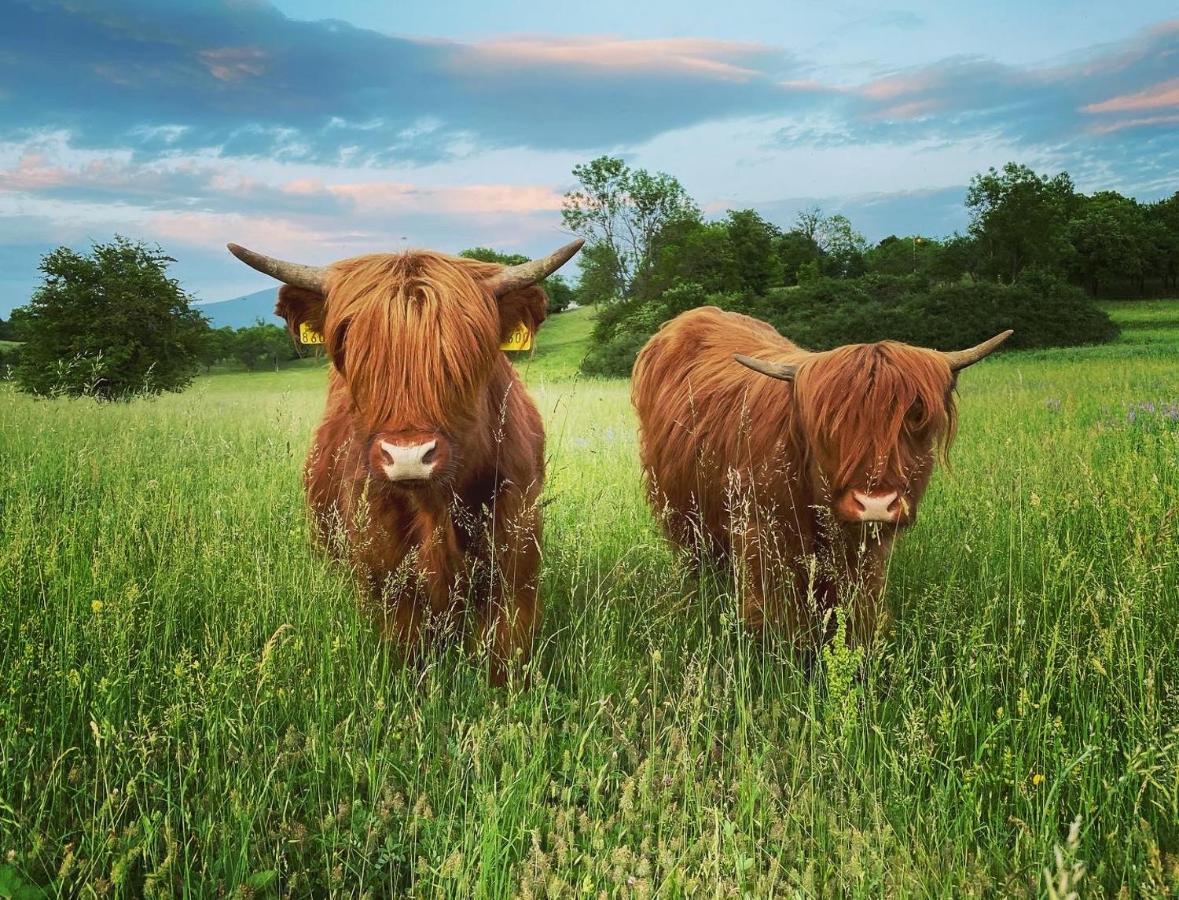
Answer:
[483,238,585,298]
[733,354,798,382]
[942,329,1014,371]
[226,243,328,293]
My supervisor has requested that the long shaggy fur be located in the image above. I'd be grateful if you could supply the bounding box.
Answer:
[632,306,959,647]
[277,251,548,684]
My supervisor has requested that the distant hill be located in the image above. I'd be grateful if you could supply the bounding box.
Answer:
[197,288,279,329]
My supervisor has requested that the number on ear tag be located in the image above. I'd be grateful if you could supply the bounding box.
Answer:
[299,322,325,345]
[500,323,533,351]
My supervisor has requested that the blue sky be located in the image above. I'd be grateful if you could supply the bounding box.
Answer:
[1,0,1176,312]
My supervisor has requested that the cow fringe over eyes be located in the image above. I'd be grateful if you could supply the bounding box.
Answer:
[797,342,958,490]
[324,253,505,433]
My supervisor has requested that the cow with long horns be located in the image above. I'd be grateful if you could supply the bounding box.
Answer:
[631,306,1011,649]
[228,239,583,683]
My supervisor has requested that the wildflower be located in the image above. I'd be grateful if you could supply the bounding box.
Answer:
[91,600,104,614]
[1032,773,1045,786]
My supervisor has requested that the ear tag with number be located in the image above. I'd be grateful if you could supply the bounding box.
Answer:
[299,322,325,345]
[500,323,533,351]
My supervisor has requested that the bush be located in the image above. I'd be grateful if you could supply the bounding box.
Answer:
[579,273,1118,376]
[765,271,1117,351]
[0,344,22,380]
[12,237,207,399]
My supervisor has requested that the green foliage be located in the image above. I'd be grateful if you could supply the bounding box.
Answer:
[232,322,299,372]
[10,237,207,399]
[0,308,1176,895]
[562,155,699,300]
[764,271,1118,351]
[459,247,575,313]
[967,163,1075,283]
[580,272,1118,376]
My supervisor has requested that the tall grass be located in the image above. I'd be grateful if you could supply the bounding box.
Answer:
[0,303,1176,897]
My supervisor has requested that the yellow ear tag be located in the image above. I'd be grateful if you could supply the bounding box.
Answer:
[299,322,325,345]
[500,323,533,351]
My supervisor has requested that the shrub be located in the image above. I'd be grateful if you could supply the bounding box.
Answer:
[579,273,1118,376]
[12,237,207,399]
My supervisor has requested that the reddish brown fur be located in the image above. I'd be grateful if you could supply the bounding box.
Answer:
[632,306,960,648]
[276,251,548,684]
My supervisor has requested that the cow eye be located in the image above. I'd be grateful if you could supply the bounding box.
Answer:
[906,398,925,425]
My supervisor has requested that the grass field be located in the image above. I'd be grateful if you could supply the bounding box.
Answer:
[1,302,1177,897]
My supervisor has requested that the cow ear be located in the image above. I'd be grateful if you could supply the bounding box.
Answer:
[496,283,547,343]
[274,285,326,343]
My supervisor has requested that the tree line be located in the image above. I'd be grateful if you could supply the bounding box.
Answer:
[559,157,1172,375]
[0,239,576,399]
[564,157,1179,305]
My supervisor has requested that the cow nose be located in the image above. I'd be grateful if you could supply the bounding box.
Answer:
[853,490,901,523]
[378,439,438,481]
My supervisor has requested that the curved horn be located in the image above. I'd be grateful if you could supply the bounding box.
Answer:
[226,243,328,293]
[943,329,1014,372]
[733,353,798,382]
[484,238,585,298]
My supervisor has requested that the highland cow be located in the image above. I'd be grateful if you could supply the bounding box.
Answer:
[228,239,582,683]
[631,306,1011,648]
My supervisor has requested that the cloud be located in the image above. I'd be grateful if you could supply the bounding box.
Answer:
[0,1,810,165]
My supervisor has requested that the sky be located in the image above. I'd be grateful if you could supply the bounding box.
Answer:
[1,0,1177,312]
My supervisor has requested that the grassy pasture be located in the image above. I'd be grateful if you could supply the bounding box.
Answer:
[0,302,1177,897]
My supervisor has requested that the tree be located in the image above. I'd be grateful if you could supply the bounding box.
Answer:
[561,156,700,301]
[929,234,980,283]
[966,163,1074,283]
[816,214,868,278]
[233,322,295,372]
[725,210,781,295]
[867,235,941,277]
[459,247,574,313]
[196,325,238,372]
[11,236,207,399]
[775,230,823,285]
[1067,192,1145,296]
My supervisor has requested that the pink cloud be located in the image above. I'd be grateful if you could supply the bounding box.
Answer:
[465,37,774,82]
[1082,77,1179,114]
[1087,112,1179,134]
[198,47,268,83]
[0,153,72,191]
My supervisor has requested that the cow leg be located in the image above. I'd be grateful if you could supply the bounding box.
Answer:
[734,521,818,653]
[476,486,542,686]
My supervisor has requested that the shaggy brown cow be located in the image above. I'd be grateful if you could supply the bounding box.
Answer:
[227,239,582,683]
[632,306,1011,648]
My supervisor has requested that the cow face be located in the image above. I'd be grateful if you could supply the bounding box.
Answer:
[735,331,1010,529]
[792,343,958,528]
[228,240,582,491]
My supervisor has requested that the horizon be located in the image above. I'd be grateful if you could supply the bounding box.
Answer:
[1,1,1177,313]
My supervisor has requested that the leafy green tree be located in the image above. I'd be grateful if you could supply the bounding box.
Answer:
[196,325,238,372]
[775,230,824,285]
[725,210,781,294]
[867,235,941,277]
[459,247,574,312]
[0,316,16,341]
[233,322,296,372]
[1144,192,1179,291]
[929,234,980,283]
[11,236,207,399]
[816,214,868,278]
[562,156,700,300]
[966,163,1074,283]
[1067,192,1145,296]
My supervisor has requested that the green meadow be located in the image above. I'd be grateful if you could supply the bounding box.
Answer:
[1,302,1176,897]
